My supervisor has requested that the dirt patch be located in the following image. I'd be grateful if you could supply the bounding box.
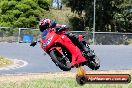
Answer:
[0,70,132,82]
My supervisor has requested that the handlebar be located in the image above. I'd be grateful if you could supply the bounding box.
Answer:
[30,40,40,47]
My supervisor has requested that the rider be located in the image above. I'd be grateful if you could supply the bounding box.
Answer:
[39,18,91,56]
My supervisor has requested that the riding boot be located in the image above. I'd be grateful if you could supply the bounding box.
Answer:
[74,35,95,58]
[78,41,89,52]
[72,35,90,53]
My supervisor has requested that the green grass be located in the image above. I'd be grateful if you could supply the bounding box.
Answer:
[0,56,13,67]
[0,77,131,88]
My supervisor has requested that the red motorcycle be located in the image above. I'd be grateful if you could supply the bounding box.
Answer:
[30,28,100,71]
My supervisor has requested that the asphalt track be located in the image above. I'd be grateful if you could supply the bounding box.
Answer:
[0,42,132,74]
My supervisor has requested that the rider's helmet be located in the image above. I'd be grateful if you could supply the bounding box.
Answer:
[39,18,52,32]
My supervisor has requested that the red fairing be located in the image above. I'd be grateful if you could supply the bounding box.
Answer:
[56,35,86,66]
[39,28,87,67]
[40,30,59,51]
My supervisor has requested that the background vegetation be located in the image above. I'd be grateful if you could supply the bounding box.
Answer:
[0,0,51,28]
[62,0,132,32]
[0,0,131,32]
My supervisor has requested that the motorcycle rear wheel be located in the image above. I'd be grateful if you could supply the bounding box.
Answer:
[50,50,71,71]
[88,55,100,70]
[81,41,100,70]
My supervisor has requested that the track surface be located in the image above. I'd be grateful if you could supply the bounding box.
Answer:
[0,43,132,74]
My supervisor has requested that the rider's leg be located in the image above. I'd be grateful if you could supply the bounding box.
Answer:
[65,33,90,54]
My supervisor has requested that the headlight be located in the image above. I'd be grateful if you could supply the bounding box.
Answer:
[46,38,52,45]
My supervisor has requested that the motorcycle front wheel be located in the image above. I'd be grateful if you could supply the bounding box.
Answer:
[49,50,71,71]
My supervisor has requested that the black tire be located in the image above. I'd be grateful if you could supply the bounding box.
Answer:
[88,55,100,70]
[81,41,100,70]
[49,50,71,71]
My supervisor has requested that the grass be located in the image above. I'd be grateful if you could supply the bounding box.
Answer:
[0,56,13,67]
[50,8,73,24]
[0,75,131,88]
[46,7,74,25]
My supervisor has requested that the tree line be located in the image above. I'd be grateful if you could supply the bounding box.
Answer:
[0,0,132,33]
[0,0,51,28]
[62,0,132,32]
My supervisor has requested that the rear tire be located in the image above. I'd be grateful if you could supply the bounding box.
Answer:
[81,41,100,70]
[88,55,100,70]
[49,50,71,71]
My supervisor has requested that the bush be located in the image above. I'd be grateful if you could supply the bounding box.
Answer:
[69,17,85,31]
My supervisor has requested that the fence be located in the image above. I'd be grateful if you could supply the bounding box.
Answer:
[72,31,132,45]
[0,27,132,45]
[0,27,40,43]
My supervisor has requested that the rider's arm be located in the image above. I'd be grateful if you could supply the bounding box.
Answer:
[55,24,69,32]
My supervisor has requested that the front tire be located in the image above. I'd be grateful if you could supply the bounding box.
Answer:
[49,50,71,71]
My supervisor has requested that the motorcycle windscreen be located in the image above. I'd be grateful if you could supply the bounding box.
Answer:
[41,30,60,50]
[41,30,49,40]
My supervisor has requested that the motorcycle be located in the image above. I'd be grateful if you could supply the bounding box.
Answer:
[30,28,100,71]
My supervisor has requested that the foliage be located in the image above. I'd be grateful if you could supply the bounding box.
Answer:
[113,0,132,32]
[0,0,51,28]
[69,17,85,31]
[47,8,73,25]
[62,0,132,32]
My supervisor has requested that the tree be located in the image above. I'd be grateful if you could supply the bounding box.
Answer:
[62,0,132,32]
[69,17,85,31]
[0,0,51,28]
[113,0,132,32]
